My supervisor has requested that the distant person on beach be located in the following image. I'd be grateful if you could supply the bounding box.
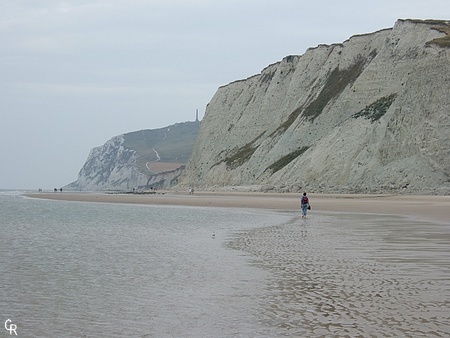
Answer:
[301,192,310,218]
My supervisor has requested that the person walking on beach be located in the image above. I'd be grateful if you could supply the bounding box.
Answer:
[301,192,310,218]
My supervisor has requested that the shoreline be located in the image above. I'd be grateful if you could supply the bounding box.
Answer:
[25,191,450,224]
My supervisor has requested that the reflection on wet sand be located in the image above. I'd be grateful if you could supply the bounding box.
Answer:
[228,213,450,337]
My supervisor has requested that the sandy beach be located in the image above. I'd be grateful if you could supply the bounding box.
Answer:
[26,191,450,224]
[20,190,450,336]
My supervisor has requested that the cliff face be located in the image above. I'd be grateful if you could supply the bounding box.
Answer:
[68,121,199,191]
[67,135,148,190]
[180,19,450,194]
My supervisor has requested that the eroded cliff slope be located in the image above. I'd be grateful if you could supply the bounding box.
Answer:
[180,19,450,194]
[67,121,199,190]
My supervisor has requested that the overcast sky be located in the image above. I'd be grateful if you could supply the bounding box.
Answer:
[1,0,448,190]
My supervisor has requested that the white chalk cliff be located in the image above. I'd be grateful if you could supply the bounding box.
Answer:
[68,120,199,191]
[70,135,146,190]
[179,19,450,194]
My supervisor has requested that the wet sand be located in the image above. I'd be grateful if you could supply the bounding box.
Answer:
[26,191,450,224]
[227,212,450,336]
[25,190,450,336]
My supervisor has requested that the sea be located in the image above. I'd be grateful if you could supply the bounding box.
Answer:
[1,190,449,337]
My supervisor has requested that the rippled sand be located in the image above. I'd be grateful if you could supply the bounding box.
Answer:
[27,191,450,336]
[228,213,450,337]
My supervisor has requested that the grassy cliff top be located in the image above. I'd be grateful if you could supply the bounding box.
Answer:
[123,121,200,174]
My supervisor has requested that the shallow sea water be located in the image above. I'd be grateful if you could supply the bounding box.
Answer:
[1,192,290,337]
[1,191,449,337]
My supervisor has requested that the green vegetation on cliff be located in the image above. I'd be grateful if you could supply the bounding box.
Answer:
[271,50,377,138]
[410,19,450,48]
[216,132,265,170]
[429,23,450,48]
[352,94,397,122]
[266,147,309,174]
[123,121,200,174]
[302,54,372,121]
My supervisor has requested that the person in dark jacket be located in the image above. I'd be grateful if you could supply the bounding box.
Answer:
[301,192,310,218]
